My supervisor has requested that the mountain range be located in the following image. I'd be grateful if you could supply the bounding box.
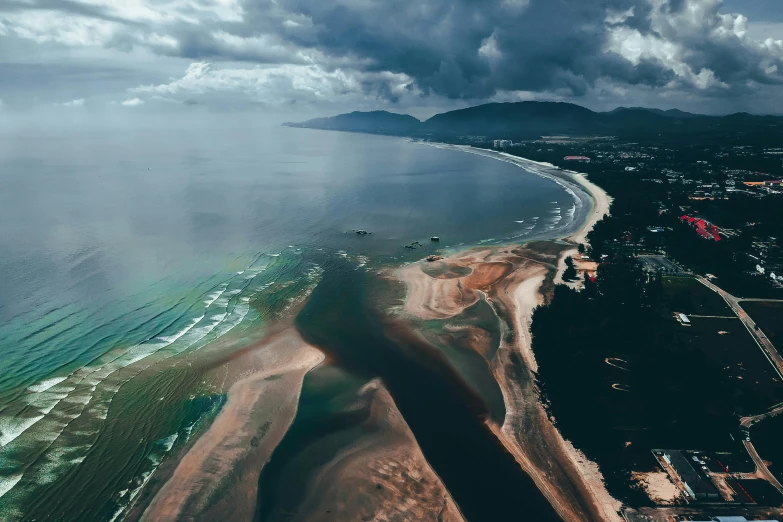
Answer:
[283,102,783,144]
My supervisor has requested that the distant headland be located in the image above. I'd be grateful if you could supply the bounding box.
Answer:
[283,101,783,144]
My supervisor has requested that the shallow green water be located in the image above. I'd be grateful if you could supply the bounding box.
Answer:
[0,115,585,520]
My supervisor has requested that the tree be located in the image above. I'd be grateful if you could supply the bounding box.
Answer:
[563,256,577,281]
[578,243,586,254]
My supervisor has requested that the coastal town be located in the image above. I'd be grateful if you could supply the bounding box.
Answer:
[476,137,783,522]
[279,105,783,522]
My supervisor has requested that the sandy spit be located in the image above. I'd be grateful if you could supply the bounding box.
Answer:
[282,379,465,522]
[140,328,324,522]
[391,147,619,521]
[395,244,621,522]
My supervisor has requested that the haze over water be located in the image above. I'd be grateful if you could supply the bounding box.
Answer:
[0,114,579,520]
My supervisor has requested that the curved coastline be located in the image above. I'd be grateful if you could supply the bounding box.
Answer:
[420,142,612,246]
[395,143,620,521]
[134,138,615,522]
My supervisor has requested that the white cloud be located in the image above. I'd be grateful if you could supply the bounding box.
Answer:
[606,0,783,91]
[1,11,118,47]
[57,98,85,107]
[606,7,635,25]
[130,62,417,105]
[3,0,783,111]
[479,33,502,61]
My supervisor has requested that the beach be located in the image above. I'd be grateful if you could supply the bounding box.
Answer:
[124,144,614,522]
[139,328,324,522]
[0,126,581,521]
[393,146,620,522]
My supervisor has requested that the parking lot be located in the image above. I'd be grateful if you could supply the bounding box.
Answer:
[638,255,689,275]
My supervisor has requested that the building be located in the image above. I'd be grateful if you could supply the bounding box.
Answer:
[663,451,720,500]
[564,155,590,162]
[688,518,780,522]
[677,313,691,325]
[680,215,722,241]
[744,180,783,187]
[493,139,513,148]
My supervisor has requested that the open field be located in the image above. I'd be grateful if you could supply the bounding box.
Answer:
[660,277,783,411]
[750,413,783,484]
[737,478,783,506]
[680,317,783,411]
[662,276,733,317]
[743,300,783,347]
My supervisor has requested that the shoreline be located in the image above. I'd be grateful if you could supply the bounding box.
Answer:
[393,145,619,521]
[420,142,612,246]
[139,327,325,522]
[134,139,615,521]
[394,242,621,522]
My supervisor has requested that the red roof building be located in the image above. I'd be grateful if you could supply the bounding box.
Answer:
[680,215,721,241]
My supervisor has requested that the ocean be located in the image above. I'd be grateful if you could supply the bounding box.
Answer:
[0,114,582,521]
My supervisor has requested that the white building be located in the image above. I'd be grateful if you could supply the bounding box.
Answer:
[493,140,513,148]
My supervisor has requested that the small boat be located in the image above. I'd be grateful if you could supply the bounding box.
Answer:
[430,236,440,242]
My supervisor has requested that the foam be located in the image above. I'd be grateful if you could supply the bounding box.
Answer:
[27,377,68,393]
[157,315,205,344]
[0,415,45,446]
[0,265,264,510]
[0,473,23,498]
[204,285,227,307]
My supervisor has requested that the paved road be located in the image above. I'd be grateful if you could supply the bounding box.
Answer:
[687,314,738,319]
[626,506,783,522]
[744,440,783,495]
[740,402,783,429]
[696,276,783,380]
[694,277,783,497]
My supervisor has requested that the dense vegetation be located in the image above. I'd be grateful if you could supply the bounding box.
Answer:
[531,255,782,505]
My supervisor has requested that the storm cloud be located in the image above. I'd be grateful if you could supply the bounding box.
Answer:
[1,0,783,111]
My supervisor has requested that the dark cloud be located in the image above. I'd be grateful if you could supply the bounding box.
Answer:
[227,0,782,100]
[1,0,783,109]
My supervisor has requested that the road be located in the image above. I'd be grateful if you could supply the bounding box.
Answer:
[696,276,783,381]
[740,402,783,429]
[744,440,783,495]
[625,505,783,522]
[694,277,783,497]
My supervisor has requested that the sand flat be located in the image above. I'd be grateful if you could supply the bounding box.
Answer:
[390,158,620,522]
[141,328,324,522]
[283,379,465,522]
[395,245,621,522]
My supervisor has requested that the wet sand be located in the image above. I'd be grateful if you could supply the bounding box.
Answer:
[390,151,617,521]
[279,379,465,522]
[140,328,324,522]
[138,145,614,522]
[395,243,621,522]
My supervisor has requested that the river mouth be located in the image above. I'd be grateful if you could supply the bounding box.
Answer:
[256,259,563,522]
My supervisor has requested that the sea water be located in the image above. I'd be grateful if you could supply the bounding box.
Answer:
[0,113,581,520]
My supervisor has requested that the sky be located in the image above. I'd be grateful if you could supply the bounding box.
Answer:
[2,0,783,119]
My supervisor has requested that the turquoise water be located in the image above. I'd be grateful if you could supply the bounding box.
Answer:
[0,114,581,520]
